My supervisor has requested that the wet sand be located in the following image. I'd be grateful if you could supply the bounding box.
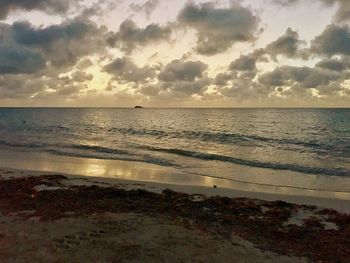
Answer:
[0,149,350,212]
[0,168,349,263]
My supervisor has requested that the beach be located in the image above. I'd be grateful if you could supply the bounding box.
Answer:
[1,167,349,263]
[1,0,350,259]
[0,108,349,262]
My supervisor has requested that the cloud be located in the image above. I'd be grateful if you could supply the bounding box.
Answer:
[0,18,105,101]
[219,76,266,100]
[214,49,266,89]
[215,61,348,102]
[330,0,350,23]
[212,51,265,101]
[0,46,45,74]
[56,85,83,96]
[164,78,210,97]
[139,78,211,99]
[214,72,236,86]
[71,71,93,82]
[258,65,342,88]
[11,18,104,67]
[0,75,44,99]
[0,0,80,19]
[137,59,210,98]
[265,28,307,59]
[107,20,172,53]
[0,72,89,100]
[272,0,350,23]
[158,59,207,82]
[229,55,257,72]
[316,58,347,71]
[215,53,271,100]
[129,0,159,19]
[1,1,348,106]
[104,57,156,84]
[177,2,260,55]
[271,0,300,6]
[314,0,350,23]
[311,24,350,56]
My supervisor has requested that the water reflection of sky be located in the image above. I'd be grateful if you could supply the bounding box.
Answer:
[0,108,349,197]
[1,149,350,202]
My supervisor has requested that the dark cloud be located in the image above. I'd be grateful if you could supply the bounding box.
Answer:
[13,20,93,46]
[164,78,210,97]
[229,55,257,71]
[0,0,80,19]
[271,0,300,6]
[129,0,159,19]
[0,46,45,74]
[265,28,307,59]
[214,72,235,86]
[316,58,347,71]
[0,75,45,98]
[259,66,342,88]
[158,59,207,82]
[139,78,211,99]
[107,20,171,53]
[219,77,265,100]
[138,59,210,98]
[178,2,260,55]
[10,18,104,67]
[104,57,156,84]
[211,50,265,99]
[0,72,88,100]
[215,57,270,100]
[215,49,266,88]
[216,61,348,101]
[311,24,350,56]
[0,18,104,101]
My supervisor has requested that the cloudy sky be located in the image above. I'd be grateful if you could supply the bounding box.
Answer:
[0,0,349,107]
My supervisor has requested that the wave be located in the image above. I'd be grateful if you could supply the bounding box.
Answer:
[0,138,348,177]
[1,125,346,156]
[0,140,177,168]
[138,145,350,177]
[0,139,45,149]
[46,147,177,167]
[70,144,130,155]
[107,127,343,153]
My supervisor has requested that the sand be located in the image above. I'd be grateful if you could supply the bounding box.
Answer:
[0,168,349,263]
[0,212,306,263]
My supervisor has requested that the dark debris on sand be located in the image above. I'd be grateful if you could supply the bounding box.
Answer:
[0,174,349,263]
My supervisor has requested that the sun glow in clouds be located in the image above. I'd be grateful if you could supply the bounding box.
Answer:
[0,0,349,107]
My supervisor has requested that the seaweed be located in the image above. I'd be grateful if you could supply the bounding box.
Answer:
[0,175,349,263]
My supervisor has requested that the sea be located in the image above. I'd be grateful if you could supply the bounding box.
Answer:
[0,108,349,195]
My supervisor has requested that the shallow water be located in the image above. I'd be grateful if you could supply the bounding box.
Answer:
[0,108,349,192]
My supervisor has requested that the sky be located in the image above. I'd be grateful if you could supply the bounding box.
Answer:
[0,0,349,107]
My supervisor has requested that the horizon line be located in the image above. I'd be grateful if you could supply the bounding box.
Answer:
[0,106,349,109]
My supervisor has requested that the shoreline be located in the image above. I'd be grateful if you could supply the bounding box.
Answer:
[0,158,349,213]
[1,165,350,215]
[0,168,349,263]
[0,149,349,200]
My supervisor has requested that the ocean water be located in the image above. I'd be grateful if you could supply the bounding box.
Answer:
[0,108,349,192]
